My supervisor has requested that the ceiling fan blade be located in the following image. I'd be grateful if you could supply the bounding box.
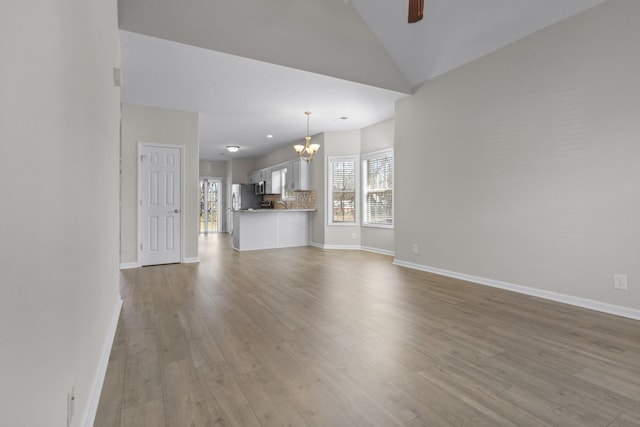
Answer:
[408,0,424,23]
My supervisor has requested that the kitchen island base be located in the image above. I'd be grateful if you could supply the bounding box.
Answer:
[232,210,312,251]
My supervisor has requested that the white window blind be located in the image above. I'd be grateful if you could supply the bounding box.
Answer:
[363,150,393,227]
[329,157,356,224]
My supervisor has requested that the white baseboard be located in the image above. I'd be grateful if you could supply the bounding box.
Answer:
[361,246,395,256]
[313,243,361,250]
[121,258,200,268]
[81,296,123,427]
[119,262,139,270]
[311,242,394,256]
[393,260,640,321]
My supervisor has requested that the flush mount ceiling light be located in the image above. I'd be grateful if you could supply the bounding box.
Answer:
[294,111,320,162]
[226,145,239,153]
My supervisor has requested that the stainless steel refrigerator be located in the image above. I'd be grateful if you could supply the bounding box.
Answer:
[231,184,261,210]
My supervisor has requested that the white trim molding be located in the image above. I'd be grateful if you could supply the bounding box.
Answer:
[361,147,394,229]
[311,242,394,256]
[121,258,199,269]
[322,244,361,250]
[327,155,359,226]
[119,262,139,270]
[361,246,395,256]
[311,242,361,251]
[393,260,640,321]
[81,297,123,427]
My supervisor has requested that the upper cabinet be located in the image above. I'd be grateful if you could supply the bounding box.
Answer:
[285,158,309,192]
[249,158,309,196]
[267,168,279,195]
[248,170,265,184]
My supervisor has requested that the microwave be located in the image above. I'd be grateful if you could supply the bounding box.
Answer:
[255,181,265,195]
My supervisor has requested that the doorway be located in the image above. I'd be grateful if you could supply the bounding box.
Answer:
[200,178,222,233]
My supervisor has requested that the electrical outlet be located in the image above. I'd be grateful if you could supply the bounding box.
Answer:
[412,244,419,254]
[613,274,628,290]
[351,232,357,240]
[67,385,75,427]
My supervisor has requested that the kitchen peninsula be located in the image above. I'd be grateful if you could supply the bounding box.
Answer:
[232,208,314,251]
[233,158,316,251]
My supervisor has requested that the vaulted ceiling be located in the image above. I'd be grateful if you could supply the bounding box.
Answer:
[118,0,608,160]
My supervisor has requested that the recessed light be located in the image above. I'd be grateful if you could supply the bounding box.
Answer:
[338,116,349,120]
[266,134,274,139]
[226,145,239,153]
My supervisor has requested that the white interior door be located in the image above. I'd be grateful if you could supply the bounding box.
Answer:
[139,144,182,266]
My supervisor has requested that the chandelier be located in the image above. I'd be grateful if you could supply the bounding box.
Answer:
[294,111,320,162]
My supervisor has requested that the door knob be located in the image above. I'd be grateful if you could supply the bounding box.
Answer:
[174,209,180,213]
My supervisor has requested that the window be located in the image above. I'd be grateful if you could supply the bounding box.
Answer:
[328,156,357,224]
[362,149,393,227]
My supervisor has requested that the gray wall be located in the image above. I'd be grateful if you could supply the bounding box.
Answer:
[312,130,362,248]
[228,158,257,184]
[254,144,301,170]
[306,126,395,253]
[361,118,395,254]
[395,0,640,311]
[199,159,227,178]
[120,104,200,265]
[0,0,122,425]
[309,134,326,245]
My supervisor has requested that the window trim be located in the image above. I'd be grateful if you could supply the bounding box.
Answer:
[361,148,394,229]
[327,155,359,226]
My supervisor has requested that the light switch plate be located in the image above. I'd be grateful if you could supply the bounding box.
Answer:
[614,274,628,290]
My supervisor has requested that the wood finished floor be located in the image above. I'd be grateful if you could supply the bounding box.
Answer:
[95,234,640,427]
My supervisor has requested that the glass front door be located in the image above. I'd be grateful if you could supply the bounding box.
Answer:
[199,178,221,233]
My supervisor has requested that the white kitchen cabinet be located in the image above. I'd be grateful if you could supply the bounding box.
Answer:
[264,168,273,194]
[248,171,259,184]
[250,170,266,184]
[284,158,309,195]
[249,158,309,195]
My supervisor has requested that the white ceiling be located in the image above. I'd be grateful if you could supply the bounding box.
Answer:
[351,0,608,87]
[120,31,407,160]
[118,0,609,161]
[118,0,411,94]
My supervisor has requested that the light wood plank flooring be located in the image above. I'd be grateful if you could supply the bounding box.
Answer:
[95,234,640,426]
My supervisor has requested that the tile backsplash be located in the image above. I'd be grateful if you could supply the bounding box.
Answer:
[263,190,317,210]
[289,190,317,209]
